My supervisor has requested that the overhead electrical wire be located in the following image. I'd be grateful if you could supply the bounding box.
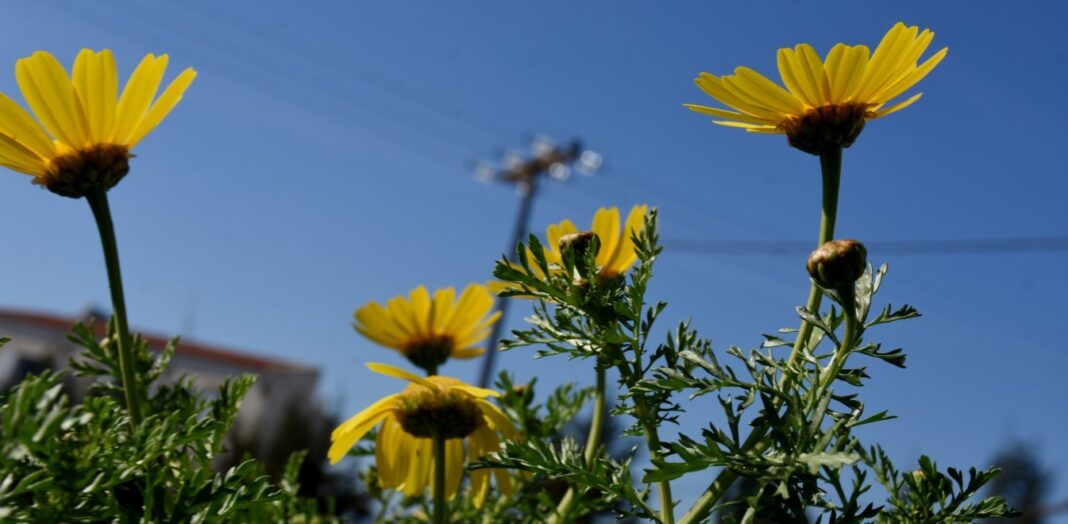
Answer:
[667,236,1068,256]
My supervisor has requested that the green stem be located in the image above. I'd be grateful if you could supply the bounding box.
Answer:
[680,147,844,524]
[635,395,675,524]
[786,147,842,372]
[551,365,606,523]
[815,296,860,399]
[433,433,447,524]
[678,437,766,524]
[86,189,142,426]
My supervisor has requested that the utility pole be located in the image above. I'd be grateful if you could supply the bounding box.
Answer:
[474,136,602,388]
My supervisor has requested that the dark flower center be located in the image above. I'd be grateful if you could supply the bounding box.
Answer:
[779,103,873,155]
[42,143,131,199]
[404,334,455,375]
[395,382,485,439]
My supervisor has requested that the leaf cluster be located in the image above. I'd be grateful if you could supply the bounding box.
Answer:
[0,324,333,522]
[485,209,1015,522]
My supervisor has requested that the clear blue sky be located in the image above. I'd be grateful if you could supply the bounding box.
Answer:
[1,1,1065,516]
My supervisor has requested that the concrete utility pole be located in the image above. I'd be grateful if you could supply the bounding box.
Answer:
[474,136,602,388]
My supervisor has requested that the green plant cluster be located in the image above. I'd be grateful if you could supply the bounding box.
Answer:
[450,210,1017,523]
[0,325,332,523]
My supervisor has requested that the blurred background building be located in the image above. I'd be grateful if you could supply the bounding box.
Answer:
[0,306,317,451]
[0,306,368,518]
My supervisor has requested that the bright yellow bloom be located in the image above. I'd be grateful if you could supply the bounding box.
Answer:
[353,284,501,374]
[544,205,649,278]
[685,22,946,154]
[491,205,649,297]
[0,49,196,197]
[328,363,516,507]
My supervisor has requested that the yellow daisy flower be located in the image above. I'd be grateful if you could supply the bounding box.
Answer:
[328,363,517,508]
[544,205,649,279]
[491,205,649,298]
[0,49,196,197]
[353,284,501,375]
[685,22,947,154]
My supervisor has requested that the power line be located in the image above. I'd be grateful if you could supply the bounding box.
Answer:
[667,236,1068,256]
[58,2,494,161]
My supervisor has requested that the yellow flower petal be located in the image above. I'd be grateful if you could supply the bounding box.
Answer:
[713,120,779,131]
[429,287,456,333]
[375,416,400,485]
[73,49,118,143]
[777,48,817,108]
[354,302,406,348]
[442,438,464,499]
[408,286,432,337]
[733,67,805,114]
[402,438,432,496]
[684,103,772,125]
[591,207,621,269]
[328,398,394,464]
[796,43,832,106]
[110,54,168,145]
[367,362,436,388]
[476,398,518,438]
[607,205,647,274]
[126,67,196,147]
[16,51,90,148]
[450,346,486,359]
[873,92,923,118]
[855,22,912,101]
[331,393,397,441]
[545,219,579,264]
[444,284,493,334]
[694,73,781,120]
[825,44,870,103]
[387,295,418,336]
[450,383,501,399]
[0,133,48,175]
[871,47,947,105]
[471,466,491,508]
[0,93,57,159]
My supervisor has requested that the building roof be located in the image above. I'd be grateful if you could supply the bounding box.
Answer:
[0,308,316,374]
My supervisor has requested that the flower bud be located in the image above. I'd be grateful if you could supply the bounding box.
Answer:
[558,231,600,260]
[807,239,867,292]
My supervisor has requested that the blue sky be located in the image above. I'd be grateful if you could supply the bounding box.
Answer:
[0,0,1065,517]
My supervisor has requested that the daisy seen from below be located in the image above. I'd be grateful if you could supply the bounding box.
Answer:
[491,205,649,298]
[0,49,196,197]
[353,284,501,375]
[544,204,649,279]
[328,363,517,509]
[685,22,946,154]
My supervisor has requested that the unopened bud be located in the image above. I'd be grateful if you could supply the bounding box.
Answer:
[807,239,867,292]
[911,470,926,484]
[558,231,600,259]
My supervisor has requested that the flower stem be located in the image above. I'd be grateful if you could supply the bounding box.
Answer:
[680,147,845,524]
[635,395,675,524]
[815,296,860,400]
[786,147,842,371]
[433,433,447,524]
[551,365,606,523]
[86,189,142,427]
